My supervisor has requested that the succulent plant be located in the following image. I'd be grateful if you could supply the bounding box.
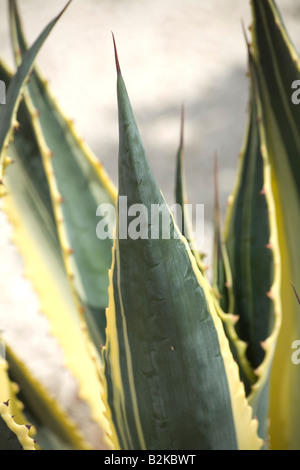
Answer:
[0,0,300,450]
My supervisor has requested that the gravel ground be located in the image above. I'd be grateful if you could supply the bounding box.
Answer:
[0,0,300,449]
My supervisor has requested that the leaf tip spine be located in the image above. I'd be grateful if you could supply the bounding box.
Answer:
[180,103,185,148]
[58,0,73,20]
[112,32,121,76]
[241,18,251,49]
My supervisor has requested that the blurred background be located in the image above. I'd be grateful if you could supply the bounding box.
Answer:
[1,0,300,447]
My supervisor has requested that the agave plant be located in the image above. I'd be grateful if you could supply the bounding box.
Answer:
[0,0,300,450]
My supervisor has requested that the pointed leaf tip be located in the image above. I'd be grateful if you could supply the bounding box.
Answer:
[58,0,73,18]
[112,32,121,76]
[180,104,185,148]
[241,18,251,50]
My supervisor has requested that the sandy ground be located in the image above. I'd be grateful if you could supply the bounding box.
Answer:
[0,0,300,449]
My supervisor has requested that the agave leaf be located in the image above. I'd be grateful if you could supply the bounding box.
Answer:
[0,403,35,450]
[174,106,207,275]
[0,0,112,447]
[176,120,253,416]
[224,38,281,444]
[212,154,233,313]
[0,0,72,187]
[0,360,34,432]
[211,154,256,411]
[0,60,114,450]
[102,38,263,450]
[4,344,94,450]
[250,0,300,450]
[9,0,117,350]
[0,360,36,450]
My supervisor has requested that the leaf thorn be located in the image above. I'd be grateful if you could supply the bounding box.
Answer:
[112,32,121,76]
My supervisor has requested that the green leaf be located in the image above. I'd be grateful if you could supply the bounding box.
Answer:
[0,360,36,450]
[224,42,281,443]
[250,0,300,450]
[102,39,262,450]
[5,345,93,450]
[0,0,72,185]
[0,406,34,450]
[225,54,278,371]
[174,106,207,275]
[212,154,233,314]
[9,0,117,350]
[0,60,114,451]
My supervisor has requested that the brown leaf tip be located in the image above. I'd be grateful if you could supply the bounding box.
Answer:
[180,104,185,148]
[112,32,121,76]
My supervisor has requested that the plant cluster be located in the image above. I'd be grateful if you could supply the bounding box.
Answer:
[0,0,300,450]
